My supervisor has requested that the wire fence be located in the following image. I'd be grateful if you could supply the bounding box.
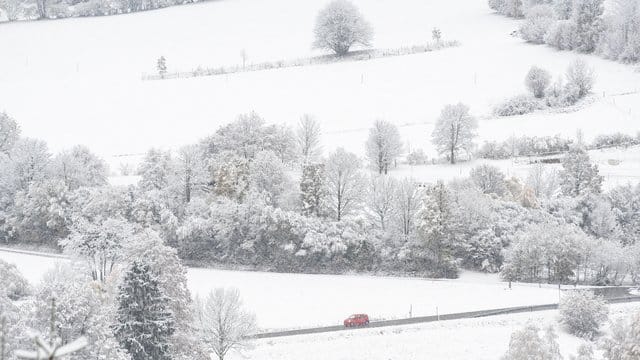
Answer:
[141,40,460,81]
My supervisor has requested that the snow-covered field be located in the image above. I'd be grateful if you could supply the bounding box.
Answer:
[1,0,639,184]
[236,303,640,360]
[0,249,563,330]
[391,145,640,190]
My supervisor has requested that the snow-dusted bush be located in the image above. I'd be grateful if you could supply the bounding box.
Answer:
[406,148,428,165]
[566,59,595,97]
[520,5,555,44]
[313,0,373,56]
[525,66,552,98]
[601,310,640,360]
[592,133,640,149]
[494,95,545,116]
[0,258,30,300]
[559,290,608,339]
[469,164,507,196]
[476,141,512,159]
[502,323,562,360]
[545,19,578,50]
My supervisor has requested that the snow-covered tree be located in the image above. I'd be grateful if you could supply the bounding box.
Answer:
[193,288,256,360]
[0,258,30,300]
[173,144,206,204]
[559,290,608,339]
[115,261,174,360]
[520,5,556,44]
[365,120,402,175]
[545,19,579,50]
[502,323,562,360]
[248,150,291,207]
[313,0,373,56]
[0,112,20,155]
[50,145,108,190]
[325,148,364,221]
[295,114,322,164]
[554,0,573,19]
[560,147,603,197]
[10,138,50,190]
[526,163,559,198]
[469,164,507,196]
[566,59,595,97]
[393,178,422,237]
[32,264,129,360]
[601,310,640,360]
[525,66,552,98]
[431,103,477,164]
[157,56,167,78]
[125,229,206,360]
[300,163,325,217]
[60,217,135,282]
[416,181,458,276]
[138,148,173,192]
[366,175,398,231]
[572,0,604,52]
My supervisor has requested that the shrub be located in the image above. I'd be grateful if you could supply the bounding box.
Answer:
[477,141,512,159]
[591,133,639,149]
[0,259,31,300]
[566,59,595,97]
[406,149,428,165]
[545,20,578,50]
[520,5,555,44]
[559,290,608,339]
[494,95,545,116]
[601,310,640,360]
[525,66,552,98]
[502,323,562,360]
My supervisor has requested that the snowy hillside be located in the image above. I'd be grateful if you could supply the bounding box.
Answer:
[1,0,639,179]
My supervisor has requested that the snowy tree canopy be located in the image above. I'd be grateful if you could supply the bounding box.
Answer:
[431,103,477,164]
[313,0,373,56]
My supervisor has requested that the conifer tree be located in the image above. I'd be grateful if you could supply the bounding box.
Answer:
[114,261,174,360]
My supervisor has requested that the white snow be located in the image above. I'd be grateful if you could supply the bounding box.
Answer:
[234,303,640,360]
[0,249,563,330]
[1,0,639,185]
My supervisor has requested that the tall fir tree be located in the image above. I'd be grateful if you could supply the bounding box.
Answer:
[559,147,603,197]
[300,163,325,217]
[114,261,174,360]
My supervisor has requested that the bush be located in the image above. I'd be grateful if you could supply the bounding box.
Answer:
[545,20,578,50]
[559,290,608,339]
[591,133,640,149]
[494,95,545,116]
[0,259,31,300]
[525,66,552,98]
[566,59,595,97]
[406,149,428,165]
[601,310,640,360]
[520,5,555,44]
[477,141,512,159]
[502,323,562,360]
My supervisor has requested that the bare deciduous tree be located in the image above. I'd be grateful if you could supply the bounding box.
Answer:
[365,120,402,175]
[295,114,322,164]
[325,148,364,221]
[431,103,477,164]
[367,175,398,231]
[194,288,256,360]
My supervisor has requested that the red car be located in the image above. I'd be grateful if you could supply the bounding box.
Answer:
[343,314,370,327]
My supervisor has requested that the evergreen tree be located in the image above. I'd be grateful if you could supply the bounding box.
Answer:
[572,0,604,52]
[300,163,325,217]
[157,56,167,78]
[560,147,603,197]
[416,181,457,276]
[114,261,174,360]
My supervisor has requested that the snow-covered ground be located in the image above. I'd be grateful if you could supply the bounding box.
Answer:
[390,145,640,191]
[0,249,563,330]
[235,303,640,360]
[1,0,639,182]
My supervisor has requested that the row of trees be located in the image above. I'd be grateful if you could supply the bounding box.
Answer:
[492,0,640,63]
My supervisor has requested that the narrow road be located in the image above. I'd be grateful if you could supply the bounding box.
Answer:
[253,296,640,339]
